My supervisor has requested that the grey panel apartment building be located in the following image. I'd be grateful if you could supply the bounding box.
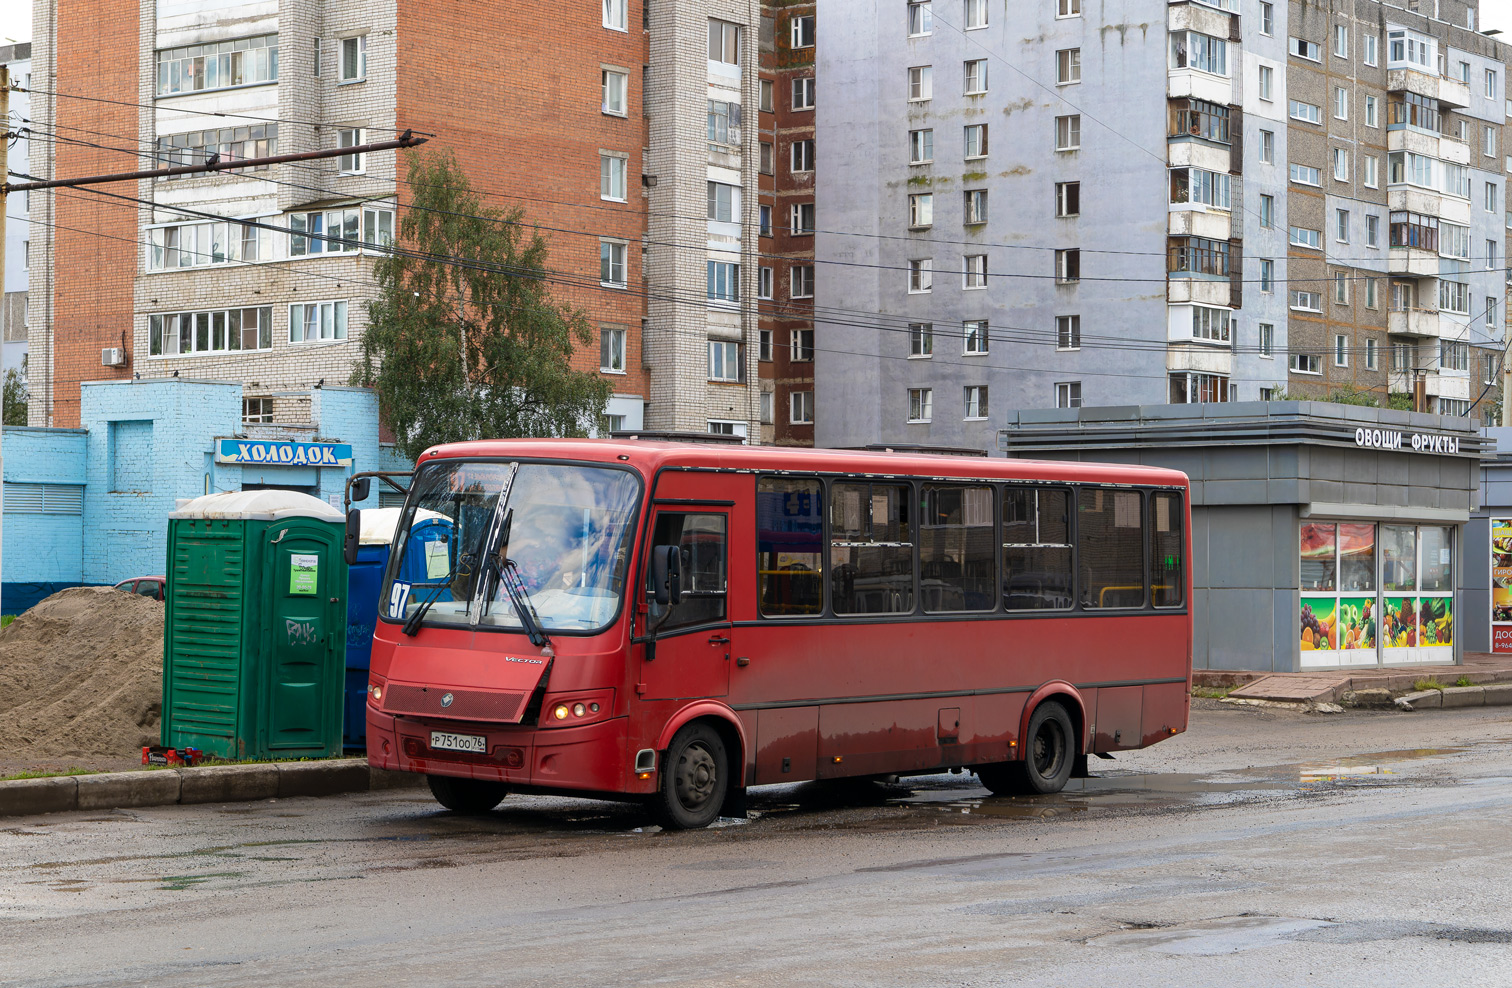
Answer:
[814,0,1511,450]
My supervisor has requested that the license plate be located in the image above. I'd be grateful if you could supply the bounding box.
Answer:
[430,731,487,754]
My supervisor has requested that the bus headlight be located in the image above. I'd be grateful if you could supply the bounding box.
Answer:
[553,704,570,720]
[542,690,614,727]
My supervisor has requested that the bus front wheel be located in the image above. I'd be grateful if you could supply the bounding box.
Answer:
[651,722,728,830]
[427,774,508,813]
[976,701,1076,796]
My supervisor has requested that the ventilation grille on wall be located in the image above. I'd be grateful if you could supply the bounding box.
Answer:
[5,483,85,515]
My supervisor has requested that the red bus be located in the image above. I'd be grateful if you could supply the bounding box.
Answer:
[358,440,1192,829]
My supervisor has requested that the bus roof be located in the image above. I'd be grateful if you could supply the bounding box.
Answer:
[415,438,1189,489]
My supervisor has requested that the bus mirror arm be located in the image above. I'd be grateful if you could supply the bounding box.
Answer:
[343,509,361,566]
[651,545,682,606]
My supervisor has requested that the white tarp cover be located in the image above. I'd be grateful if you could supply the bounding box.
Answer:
[169,489,345,522]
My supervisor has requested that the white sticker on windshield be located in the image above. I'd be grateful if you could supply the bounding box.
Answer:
[425,541,450,580]
[388,581,412,620]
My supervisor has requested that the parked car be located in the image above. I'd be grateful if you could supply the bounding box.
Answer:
[113,576,166,601]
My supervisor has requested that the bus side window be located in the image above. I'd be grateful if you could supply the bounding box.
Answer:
[647,512,728,631]
[1150,492,1184,608]
[830,482,914,615]
[756,477,824,616]
[921,484,995,613]
[1003,487,1073,611]
[1079,488,1145,609]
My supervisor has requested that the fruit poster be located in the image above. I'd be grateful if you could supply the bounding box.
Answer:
[1381,597,1417,649]
[1337,598,1376,650]
[1419,596,1453,647]
[1493,519,1512,653]
[1300,598,1336,651]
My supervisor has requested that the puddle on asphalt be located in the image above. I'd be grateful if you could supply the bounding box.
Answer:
[1091,915,1336,955]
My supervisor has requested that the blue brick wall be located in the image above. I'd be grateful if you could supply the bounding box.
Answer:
[2,427,88,588]
[109,421,154,492]
[312,387,384,509]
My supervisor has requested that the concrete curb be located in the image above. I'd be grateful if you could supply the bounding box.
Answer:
[0,758,424,819]
[1395,684,1512,711]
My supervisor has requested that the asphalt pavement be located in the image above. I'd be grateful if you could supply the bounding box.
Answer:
[4,701,1512,987]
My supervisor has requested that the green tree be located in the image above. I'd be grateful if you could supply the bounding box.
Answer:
[3,355,27,426]
[355,150,612,461]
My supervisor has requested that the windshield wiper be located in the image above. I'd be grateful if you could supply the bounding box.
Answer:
[400,577,463,638]
[497,557,551,651]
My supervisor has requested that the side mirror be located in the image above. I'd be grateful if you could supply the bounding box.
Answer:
[651,544,682,606]
[343,509,362,566]
[350,477,372,504]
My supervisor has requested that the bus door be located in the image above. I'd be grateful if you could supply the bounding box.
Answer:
[638,507,733,701]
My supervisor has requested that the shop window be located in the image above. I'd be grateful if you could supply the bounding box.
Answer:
[920,485,996,613]
[755,478,824,617]
[1338,523,1375,592]
[830,483,914,615]
[1078,488,1144,609]
[1382,525,1416,591]
[1002,487,1073,611]
[1150,492,1184,607]
[1420,526,1453,591]
[1300,523,1336,592]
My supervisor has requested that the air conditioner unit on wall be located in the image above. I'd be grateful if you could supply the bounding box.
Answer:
[101,347,126,367]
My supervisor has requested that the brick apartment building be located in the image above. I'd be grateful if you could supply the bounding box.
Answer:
[25,0,765,439]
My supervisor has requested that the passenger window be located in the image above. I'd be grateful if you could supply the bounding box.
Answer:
[921,484,995,612]
[1079,489,1145,609]
[757,477,824,616]
[1150,492,1184,608]
[647,512,727,631]
[1003,487,1073,611]
[830,482,914,614]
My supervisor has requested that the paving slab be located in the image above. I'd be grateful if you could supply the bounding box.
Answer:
[1228,675,1347,702]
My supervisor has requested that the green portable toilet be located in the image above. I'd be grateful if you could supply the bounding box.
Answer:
[162,490,349,760]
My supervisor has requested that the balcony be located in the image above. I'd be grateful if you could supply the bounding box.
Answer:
[1388,306,1440,337]
[1168,208,1231,240]
[1168,69,1233,106]
[1168,279,1231,306]
[1387,68,1469,108]
[1387,187,1442,215]
[1387,248,1439,277]
[1386,127,1439,157]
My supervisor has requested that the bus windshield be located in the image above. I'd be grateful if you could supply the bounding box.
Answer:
[383,460,642,634]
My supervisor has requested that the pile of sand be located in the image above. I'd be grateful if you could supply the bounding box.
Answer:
[0,587,165,763]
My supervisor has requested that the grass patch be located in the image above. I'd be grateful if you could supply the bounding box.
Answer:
[1,767,96,781]
[0,615,15,629]
[1455,675,1474,688]
[1192,685,1235,699]
[1414,678,1449,692]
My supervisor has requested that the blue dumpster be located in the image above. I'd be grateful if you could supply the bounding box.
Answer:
[343,508,454,748]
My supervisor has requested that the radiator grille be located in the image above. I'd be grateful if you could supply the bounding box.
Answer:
[383,685,527,723]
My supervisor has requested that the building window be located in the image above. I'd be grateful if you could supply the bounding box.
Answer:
[708,341,741,382]
[1056,48,1080,85]
[908,66,933,102]
[1335,334,1349,366]
[1490,298,1500,330]
[1488,181,1499,213]
[1289,226,1321,250]
[910,323,933,357]
[150,217,274,268]
[1391,211,1440,251]
[243,397,274,423]
[1171,167,1231,208]
[1487,126,1499,158]
[1258,322,1274,357]
[155,33,278,96]
[758,266,773,300]
[602,69,628,115]
[1366,277,1379,309]
[1056,382,1082,408]
[790,202,815,235]
[1259,193,1274,228]
[1058,0,1080,15]
[759,205,772,237]
[600,240,627,287]
[1259,129,1274,163]
[1055,181,1079,217]
[1055,248,1080,283]
[339,35,366,83]
[964,0,988,29]
[790,14,815,48]
[1441,340,1469,371]
[759,79,773,112]
[759,392,773,425]
[790,391,814,425]
[963,59,988,94]
[963,320,989,355]
[1170,32,1228,76]
[1364,34,1378,66]
[1167,236,1230,277]
[1260,258,1274,293]
[1489,68,1499,100]
[909,388,933,422]
[604,0,627,31]
[1365,95,1378,128]
[1170,98,1231,143]
[791,329,815,362]
[908,193,933,228]
[1439,279,1470,314]
[963,253,987,289]
[1336,208,1350,243]
[707,181,737,222]
[601,153,628,201]
[908,258,933,293]
[908,1,932,36]
[1291,290,1322,312]
[1366,338,1378,370]
[1291,37,1320,61]
[1170,371,1230,404]
[759,141,774,175]
[1367,214,1380,247]
[1332,149,1349,183]
[149,307,275,355]
[791,139,815,172]
[288,300,348,343]
[963,189,988,225]
[1259,1,1273,35]
[1057,314,1080,350]
[287,205,393,256]
[1289,100,1322,125]
[1055,114,1080,151]
[707,261,740,303]
[709,19,740,64]
[1258,65,1273,101]
[910,128,934,164]
[1364,155,1379,189]
[1334,24,1348,58]
[758,330,773,362]
[964,124,988,158]
[1290,353,1322,375]
[964,386,988,420]
[600,325,626,373]
[791,265,815,298]
[1334,87,1348,120]
[1189,305,1231,343]
[338,128,365,174]
[708,100,741,144]
[792,77,815,110]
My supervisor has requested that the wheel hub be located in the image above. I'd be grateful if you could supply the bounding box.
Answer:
[676,743,718,808]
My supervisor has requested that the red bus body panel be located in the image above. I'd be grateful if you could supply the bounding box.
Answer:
[367,440,1193,802]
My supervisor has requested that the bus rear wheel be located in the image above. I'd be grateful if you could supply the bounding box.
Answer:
[975,701,1076,796]
[651,722,728,830]
[427,774,509,813]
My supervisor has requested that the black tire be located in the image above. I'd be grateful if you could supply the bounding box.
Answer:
[974,761,1020,796]
[974,701,1076,796]
[427,774,508,813]
[651,722,728,830]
